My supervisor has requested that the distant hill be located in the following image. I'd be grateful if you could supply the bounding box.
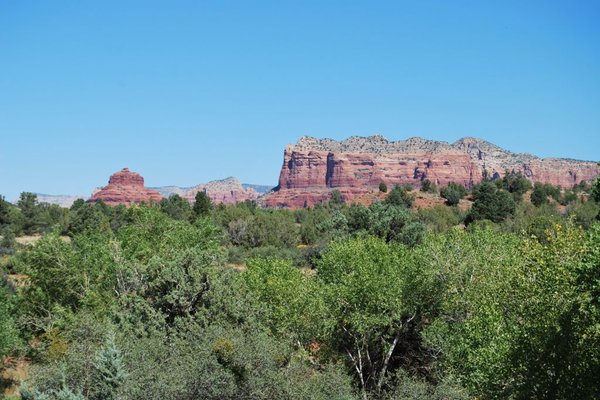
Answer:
[241,183,273,194]
[33,194,84,208]
[151,177,268,204]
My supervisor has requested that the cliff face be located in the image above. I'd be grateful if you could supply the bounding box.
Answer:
[88,168,163,206]
[265,135,599,208]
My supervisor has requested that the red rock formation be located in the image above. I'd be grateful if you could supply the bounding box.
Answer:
[182,177,258,205]
[154,177,259,205]
[265,135,600,208]
[88,168,162,206]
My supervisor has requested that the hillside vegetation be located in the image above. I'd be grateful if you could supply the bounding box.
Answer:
[1,174,599,399]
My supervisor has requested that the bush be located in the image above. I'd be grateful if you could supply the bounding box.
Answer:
[379,182,388,193]
[467,182,515,224]
[531,183,548,207]
[0,282,21,359]
[559,190,578,206]
[501,171,532,201]
[572,180,590,193]
[567,201,600,229]
[369,203,424,246]
[0,227,16,255]
[417,206,465,233]
[329,189,344,205]
[420,179,436,193]
[159,194,192,221]
[193,191,212,218]
[592,177,600,203]
[440,183,467,206]
[385,185,414,208]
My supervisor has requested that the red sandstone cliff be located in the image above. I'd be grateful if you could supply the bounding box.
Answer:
[265,135,600,208]
[88,168,162,206]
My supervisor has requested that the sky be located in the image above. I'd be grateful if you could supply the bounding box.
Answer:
[1,1,599,199]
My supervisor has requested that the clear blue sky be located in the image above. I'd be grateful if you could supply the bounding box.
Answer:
[1,1,599,199]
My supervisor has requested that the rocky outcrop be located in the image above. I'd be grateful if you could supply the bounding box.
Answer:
[265,135,599,208]
[88,168,162,206]
[154,177,260,205]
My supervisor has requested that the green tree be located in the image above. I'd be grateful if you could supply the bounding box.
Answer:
[530,182,548,207]
[18,192,44,234]
[573,180,591,193]
[501,170,532,201]
[379,182,388,193]
[506,223,597,399]
[159,194,192,221]
[0,194,12,228]
[330,189,344,206]
[193,190,213,218]
[416,205,465,233]
[117,206,221,262]
[384,185,414,208]
[543,183,562,202]
[568,200,600,229]
[20,385,86,400]
[466,181,515,224]
[91,334,127,400]
[0,282,20,359]
[346,203,371,232]
[70,198,86,211]
[68,203,111,236]
[17,232,117,330]
[439,182,467,206]
[419,228,524,397]
[317,237,433,398]
[592,176,600,203]
[243,210,299,248]
[420,179,436,193]
[368,202,424,246]
[244,258,328,344]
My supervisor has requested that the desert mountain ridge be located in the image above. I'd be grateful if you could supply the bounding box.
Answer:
[13,135,599,208]
[265,134,599,207]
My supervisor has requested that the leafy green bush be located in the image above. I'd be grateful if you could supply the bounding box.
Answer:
[417,205,465,233]
[466,182,515,224]
[501,171,532,201]
[0,282,21,359]
[385,185,414,208]
[420,178,436,193]
[440,183,467,206]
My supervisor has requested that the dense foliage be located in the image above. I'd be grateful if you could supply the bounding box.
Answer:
[440,182,467,206]
[0,177,599,399]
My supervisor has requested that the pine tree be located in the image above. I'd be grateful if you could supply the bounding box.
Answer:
[92,334,127,400]
[0,195,11,227]
[591,176,600,203]
[193,190,212,219]
[54,386,86,400]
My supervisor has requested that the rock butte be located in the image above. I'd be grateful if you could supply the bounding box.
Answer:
[88,168,163,206]
[264,135,600,208]
[89,170,260,206]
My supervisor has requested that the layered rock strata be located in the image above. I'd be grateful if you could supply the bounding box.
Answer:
[88,168,162,206]
[265,135,599,208]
